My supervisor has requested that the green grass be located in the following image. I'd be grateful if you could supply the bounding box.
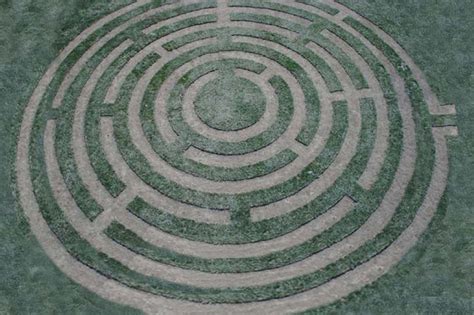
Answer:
[1,0,472,313]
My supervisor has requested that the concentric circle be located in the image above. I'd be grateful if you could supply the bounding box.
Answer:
[16,0,457,313]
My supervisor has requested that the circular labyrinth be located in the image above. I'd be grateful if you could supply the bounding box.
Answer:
[16,0,458,313]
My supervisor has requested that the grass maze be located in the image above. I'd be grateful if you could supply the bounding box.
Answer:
[16,0,457,313]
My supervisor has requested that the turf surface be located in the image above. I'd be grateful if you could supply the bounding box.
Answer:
[0,0,472,314]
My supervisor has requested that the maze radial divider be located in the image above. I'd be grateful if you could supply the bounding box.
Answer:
[16,0,458,313]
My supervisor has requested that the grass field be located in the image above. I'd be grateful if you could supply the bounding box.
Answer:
[0,0,472,314]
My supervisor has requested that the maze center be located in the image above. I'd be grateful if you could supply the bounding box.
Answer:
[194,71,267,131]
[15,0,458,314]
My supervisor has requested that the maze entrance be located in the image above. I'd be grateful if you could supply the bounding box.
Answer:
[16,0,457,313]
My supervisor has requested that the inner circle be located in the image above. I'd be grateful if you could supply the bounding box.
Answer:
[194,72,266,131]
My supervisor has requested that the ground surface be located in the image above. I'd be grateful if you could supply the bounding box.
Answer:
[0,0,473,314]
